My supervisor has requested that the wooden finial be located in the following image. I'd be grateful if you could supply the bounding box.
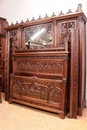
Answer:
[26,18,29,22]
[67,9,72,14]
[15,21,18,24]
[59,11,64,15]
[11,22,14,26]
[38,15,42,20]
[77,4,82,12]
[44,14,49,18]
[31,17,35,21]
[51,12,56,17]
[21,20,24,23]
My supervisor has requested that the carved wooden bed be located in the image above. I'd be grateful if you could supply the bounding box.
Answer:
[5,4,86,119]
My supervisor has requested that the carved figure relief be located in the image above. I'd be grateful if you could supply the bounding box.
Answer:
[9,30,18,52]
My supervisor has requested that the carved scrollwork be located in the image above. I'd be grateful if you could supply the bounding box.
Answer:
[58,21,75,48]
[60,29,71,44]
[57,29,71,48]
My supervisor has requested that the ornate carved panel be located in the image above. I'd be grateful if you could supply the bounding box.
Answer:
[61,21,75,30]
[58,21,76,48]
[11,76,66,107]
[15,61,63,75]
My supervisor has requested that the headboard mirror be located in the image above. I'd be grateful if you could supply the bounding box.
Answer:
[24,23,53,49]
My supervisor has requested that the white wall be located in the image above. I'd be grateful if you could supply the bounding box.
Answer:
[0,0,87,101]
[0,0,86,24]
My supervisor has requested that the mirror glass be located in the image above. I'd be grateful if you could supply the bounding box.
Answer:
[25,23,52,49]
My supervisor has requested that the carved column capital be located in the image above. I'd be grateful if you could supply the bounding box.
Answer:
[77,16,85,24]
[53,20,57,26]
[18,26,24,31]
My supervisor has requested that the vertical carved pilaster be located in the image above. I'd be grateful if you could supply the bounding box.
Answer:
[69,28,79,118]
[76,15,86,115]
[5,31,10,100]
[18,26,23,49]
[53,20,57,47]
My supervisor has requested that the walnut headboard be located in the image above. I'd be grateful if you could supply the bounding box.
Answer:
[5,4,86,119]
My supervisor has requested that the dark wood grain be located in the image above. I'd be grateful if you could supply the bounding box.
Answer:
[4,4,86,119]
[0,18,7,92]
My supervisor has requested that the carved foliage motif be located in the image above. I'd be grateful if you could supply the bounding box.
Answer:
[58,30,71,48]
[9,30,18,52]
[12,77,63,105]
[59,21,75,47]
[16,61,63,75]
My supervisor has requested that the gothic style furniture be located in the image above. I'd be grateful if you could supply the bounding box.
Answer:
[5,4,86,119]
[0,17,7,92]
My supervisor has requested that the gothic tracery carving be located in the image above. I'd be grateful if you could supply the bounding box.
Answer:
[16,61,63,75]
[12,76,64,106]
[59,21,75,48]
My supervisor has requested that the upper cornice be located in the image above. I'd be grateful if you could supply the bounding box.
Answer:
[5,4,87,30]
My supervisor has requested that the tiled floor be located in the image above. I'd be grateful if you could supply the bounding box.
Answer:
[0,93,87,130]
